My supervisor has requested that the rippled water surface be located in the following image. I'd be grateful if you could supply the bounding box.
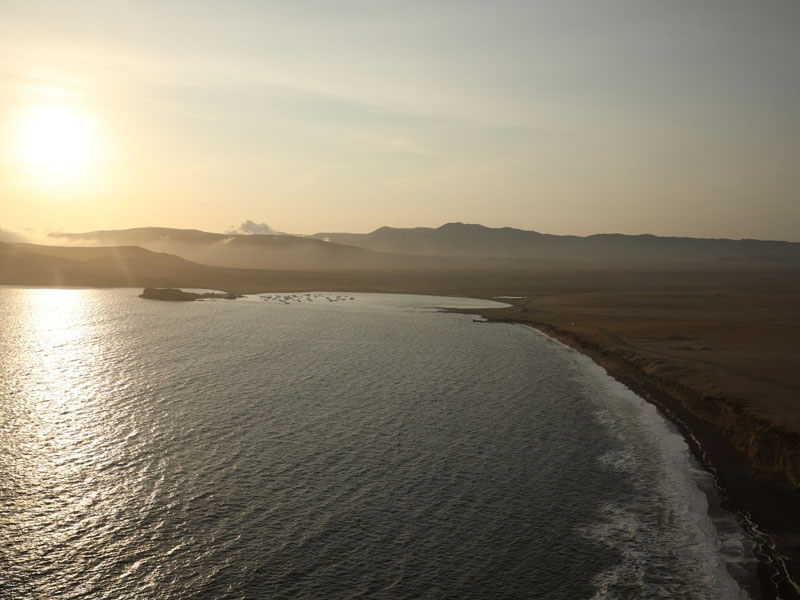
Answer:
[0,288,759,599]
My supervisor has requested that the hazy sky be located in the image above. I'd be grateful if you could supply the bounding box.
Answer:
[1,0,799,240]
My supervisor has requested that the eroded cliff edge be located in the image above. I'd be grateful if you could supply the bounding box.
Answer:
[462,296,800,598]
[539,319,800,488]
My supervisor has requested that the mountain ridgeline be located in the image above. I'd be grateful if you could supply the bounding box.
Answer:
[51,223,800,273]
[0,241,355,292]
[313,223,800,268]
[3,223,797,290]
[51,227,444,272]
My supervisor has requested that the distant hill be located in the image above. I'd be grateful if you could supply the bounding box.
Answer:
[52,227,441,271]
[44,223,800,276]
[3,232,798,296]
[0,240,535,295]
[0,242,109,286]
[0,242,374,292]
[313,222,800,268]
[0,242,229,288]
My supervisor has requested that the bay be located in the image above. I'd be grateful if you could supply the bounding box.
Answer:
[0,288,758,599]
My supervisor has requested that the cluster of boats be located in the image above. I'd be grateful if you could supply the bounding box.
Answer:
[258,293,356,305]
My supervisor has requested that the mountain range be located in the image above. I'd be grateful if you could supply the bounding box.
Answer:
[312,222,800,266]
[51,222,800,272]
[51,227,442,271]
[2,222,799,292]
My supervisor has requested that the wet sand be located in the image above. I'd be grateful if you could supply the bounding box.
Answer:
[446,272,800,599]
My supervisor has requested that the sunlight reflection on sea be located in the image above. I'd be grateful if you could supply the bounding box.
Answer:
[0,288,757,599]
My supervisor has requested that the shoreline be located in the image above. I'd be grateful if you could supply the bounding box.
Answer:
[6,283,798,596]
[462,307,800,600]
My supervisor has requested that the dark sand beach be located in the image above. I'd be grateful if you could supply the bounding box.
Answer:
[446,271,800,599]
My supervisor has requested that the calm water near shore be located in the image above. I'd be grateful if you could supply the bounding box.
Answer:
[0,288,760,599]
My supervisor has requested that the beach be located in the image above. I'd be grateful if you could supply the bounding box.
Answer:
[447,272,800,599]
[4,288,761,598]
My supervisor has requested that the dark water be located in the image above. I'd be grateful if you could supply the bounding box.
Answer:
[0,289,759,598]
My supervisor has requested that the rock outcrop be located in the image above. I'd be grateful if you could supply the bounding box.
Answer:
[139,287,240,301]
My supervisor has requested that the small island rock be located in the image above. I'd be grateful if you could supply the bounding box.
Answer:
[139,287,240,301]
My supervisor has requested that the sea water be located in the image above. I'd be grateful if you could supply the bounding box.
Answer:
[0,288,760,599]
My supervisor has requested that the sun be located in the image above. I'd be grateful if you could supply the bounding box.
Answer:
[13,102,102,186]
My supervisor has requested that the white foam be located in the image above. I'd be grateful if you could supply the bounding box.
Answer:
[523,326,756,599]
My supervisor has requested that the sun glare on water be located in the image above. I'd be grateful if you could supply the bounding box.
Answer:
[12,101,103,187]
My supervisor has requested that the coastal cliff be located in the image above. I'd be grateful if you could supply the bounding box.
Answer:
[464,295,800,598]
[538,320,800,488]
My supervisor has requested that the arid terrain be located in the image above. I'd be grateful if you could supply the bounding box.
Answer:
[455,270,800,594]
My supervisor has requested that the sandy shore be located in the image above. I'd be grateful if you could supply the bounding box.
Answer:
[451,288,800,599]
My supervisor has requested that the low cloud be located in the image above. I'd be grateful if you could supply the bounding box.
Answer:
[2,228,90,246]
[227,220,283,235]
[0,227,33,243]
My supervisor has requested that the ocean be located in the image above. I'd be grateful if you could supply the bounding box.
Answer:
[0,288,760,599]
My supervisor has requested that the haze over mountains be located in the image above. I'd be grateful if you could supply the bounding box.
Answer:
[53,222,800,273]
[2,222,799,291]
[313,223,800,267]
[0,241,354,292]
[52,227,433,272]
